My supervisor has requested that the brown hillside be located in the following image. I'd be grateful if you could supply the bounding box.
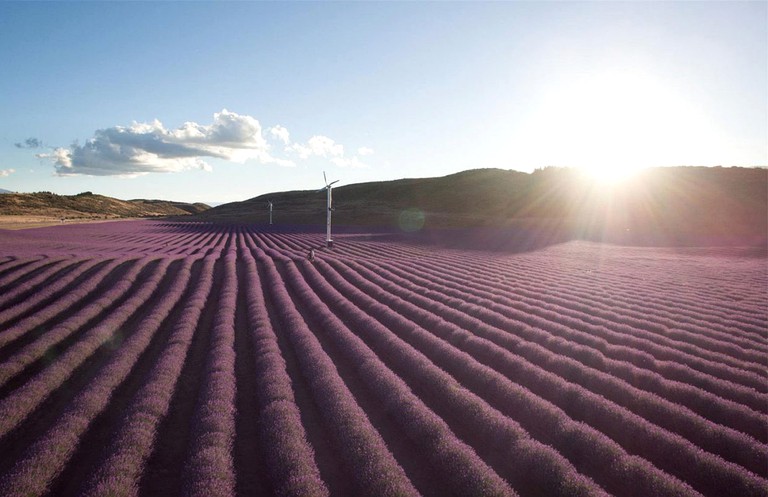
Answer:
[0,191,209,220]
[197,166,767,246]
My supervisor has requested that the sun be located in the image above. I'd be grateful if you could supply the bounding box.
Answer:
[516,68,723,184]
[581,162,643,186]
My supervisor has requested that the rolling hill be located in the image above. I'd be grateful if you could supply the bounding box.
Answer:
[0,191,209,220]
[196,166,768,247]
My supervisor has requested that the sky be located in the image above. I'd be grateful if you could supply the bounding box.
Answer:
[1,1,765,204]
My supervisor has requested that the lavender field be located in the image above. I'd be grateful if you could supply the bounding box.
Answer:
[0,220,766,497]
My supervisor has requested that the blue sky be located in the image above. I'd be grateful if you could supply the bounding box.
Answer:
[1,1,765,204]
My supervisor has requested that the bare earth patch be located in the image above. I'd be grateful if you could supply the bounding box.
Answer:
[0,215,126,230]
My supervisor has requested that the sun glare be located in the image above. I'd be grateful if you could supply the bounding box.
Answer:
[582,162,642,185]
[517,69,724,184]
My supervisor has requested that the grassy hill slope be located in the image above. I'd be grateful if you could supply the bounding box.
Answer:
[197,166,767,247]
[0,191,209,220]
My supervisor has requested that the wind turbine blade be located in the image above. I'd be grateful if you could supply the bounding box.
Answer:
[316,186,327,193]
[323,171,328,186]
[328,180,339,187]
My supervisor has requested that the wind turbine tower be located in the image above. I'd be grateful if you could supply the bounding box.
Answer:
[317,171,339,248]
[268,200,273,225]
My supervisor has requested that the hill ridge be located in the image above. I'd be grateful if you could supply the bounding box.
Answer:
[0,190,210,220]
[196,166,767,247]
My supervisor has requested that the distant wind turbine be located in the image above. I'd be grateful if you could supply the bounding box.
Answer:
[317,171,339,248]
[267,200,273,225]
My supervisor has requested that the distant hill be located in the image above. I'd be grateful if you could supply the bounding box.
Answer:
[197,166,767,247]
[0,188,13,194]
[0,191,210,219]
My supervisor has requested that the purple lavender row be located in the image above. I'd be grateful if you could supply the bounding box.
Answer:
[202,230,229,256]
[358,250,766,428]
[318,258,700,497]
[424,243,766,338]
[532,254,768,332]
[193,228,224,252]
[383,250,768,374]
[285,259,522,496]
[254,232,285,253]
[0,257,84,308]
[334,259,768,496]
[238,240,329,497]
[0,257,192,497]
[0,256,48,290]
[148,224,209,253]
[277,232,315,252]
[161,229,210,255]
[82,254,218,497]
[357,257,768,444]
[522,286,768,367]
[0,258,101,324]
[422,255,768,364]
[182,248,238,497]
[404,256,768,402]
[0,257,171,438]
[0,257,71,301]
[600,287,768,340]
[473,251,768,341]
[372,259,768,410]
[373,258,768,439]
[260,233,294,252]
[253,247,420,497]
[519,273,768,353]
[0,257,153,386]
[0,257,126,349]
[481,263,768,364]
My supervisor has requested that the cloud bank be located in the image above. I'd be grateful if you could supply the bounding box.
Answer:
[15,138,42,149]
[0,168,15,177]
[35,110,372,177]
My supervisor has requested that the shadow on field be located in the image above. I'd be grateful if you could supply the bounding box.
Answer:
[151,220,768,256]
[343,226,574,254]
[151,221,574,255]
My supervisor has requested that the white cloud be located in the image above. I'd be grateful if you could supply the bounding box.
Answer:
[357,146,374,156]
[289,135,344,159]
[38,110,278,176]
[331,156,368,168]
[269,125,290,144]
[0,168,15,177]
[257,153,296,168]
[34,110,372,177]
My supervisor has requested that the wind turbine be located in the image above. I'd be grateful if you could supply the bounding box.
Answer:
[317,171,339,248]
[267,200,273,225]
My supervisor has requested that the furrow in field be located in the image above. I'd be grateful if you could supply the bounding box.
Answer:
[0,258,128,350]
[253,247,420,497]
[182,244,238,497]
[393,257,768,376]
[354,258,768,439]
[312,257,705,497]
[236,236,326,497]
[364,259,768,408]
[0,257,191,497]
[0,257,171,439]
[289,258,524,497]
[82,255,217,497]
[324,258,768,497]
[0,258,89,311]
[436,254,768,354]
